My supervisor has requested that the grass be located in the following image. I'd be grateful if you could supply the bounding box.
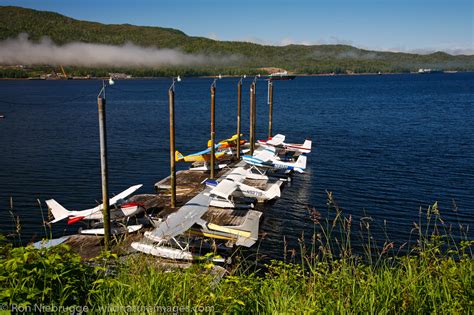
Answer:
[0,193,472,313]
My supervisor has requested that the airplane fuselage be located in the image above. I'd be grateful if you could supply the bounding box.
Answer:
[243,155,295,172]
[180,151,226,163]
[66,203,143,224]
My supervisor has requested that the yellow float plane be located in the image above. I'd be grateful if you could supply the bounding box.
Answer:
[175,144,227,163]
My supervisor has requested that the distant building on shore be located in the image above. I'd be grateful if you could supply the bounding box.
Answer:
[109,73,132,79]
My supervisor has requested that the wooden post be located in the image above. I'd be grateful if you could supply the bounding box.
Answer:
[97,96,111,250]
[268,80,273,139]
[210,85,216,179]
[169,88,176,208]
[252,81,257,152]
[236,79,242,159]
[249,82,255,155]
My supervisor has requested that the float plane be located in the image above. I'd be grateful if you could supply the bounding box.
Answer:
[131,191,261,260]
[46,184,144,225]
[258,134,312,154]
[243,146,308,173]
[205,167,281,204]
[175,144,228,163]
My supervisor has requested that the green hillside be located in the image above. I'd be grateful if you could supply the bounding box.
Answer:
[0,6,473,76]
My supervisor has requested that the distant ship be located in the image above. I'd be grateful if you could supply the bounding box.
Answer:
[268,71,296,81]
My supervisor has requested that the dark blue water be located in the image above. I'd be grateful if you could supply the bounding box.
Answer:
[0,73,473,258]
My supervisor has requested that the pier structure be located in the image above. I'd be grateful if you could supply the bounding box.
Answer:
[52,75,311,262]
[129,144,291,260]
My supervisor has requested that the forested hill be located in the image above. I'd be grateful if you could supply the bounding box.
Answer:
[1,5,473,76]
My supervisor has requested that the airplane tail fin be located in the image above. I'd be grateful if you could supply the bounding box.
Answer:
[45,199,70,223]
[234,210,262,247]
[228,134,240,141]
[294,155,307,173]
[175,150,184,162]
[265,183,281,200]
[303,139,312,151]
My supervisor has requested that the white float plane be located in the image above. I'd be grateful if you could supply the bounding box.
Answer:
[131,190,262,260]
[205,167,281,203]
[242,146,308,173]
[206,179,255,209]
[258,134,312,154]
[45,184,144,225]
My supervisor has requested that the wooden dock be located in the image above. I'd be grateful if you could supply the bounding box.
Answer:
[62,161,249,258]
[62,149,289,259]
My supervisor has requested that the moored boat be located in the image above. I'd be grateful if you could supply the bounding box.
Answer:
[268,71,296,81]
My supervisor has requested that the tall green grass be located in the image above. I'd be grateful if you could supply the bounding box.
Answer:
[0,193,472,313]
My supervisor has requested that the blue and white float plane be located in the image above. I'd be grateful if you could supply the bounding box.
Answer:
[242,146,308,173]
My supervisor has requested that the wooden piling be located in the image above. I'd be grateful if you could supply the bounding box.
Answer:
[268,80,273,139]
[249,82,255,155]
[210,85,216,179]
[252,81,257,152]
[97,96,111,250]
[237,79,242,159]
[169,88,176,208]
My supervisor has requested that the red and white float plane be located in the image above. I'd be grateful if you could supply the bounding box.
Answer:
[45,184,144,225]
[258,134,312,154]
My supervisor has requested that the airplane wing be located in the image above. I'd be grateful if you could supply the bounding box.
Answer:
[188,147,212,156]
[187,143,222,157]
[226,167,247,182]
[109,184,143,206]
[146,192,210,241]
[267,134,285,146]
[209,179,238,200]
[252,146,277,163]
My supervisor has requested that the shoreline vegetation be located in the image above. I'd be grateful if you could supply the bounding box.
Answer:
[1,193,472,313]
[0,69,468,81]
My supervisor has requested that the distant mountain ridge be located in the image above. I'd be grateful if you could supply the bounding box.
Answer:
[0,6,473,74]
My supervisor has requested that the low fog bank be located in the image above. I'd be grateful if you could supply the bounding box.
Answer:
[0,34,239,67]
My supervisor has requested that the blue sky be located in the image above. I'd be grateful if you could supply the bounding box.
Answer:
[1,0,472,54]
